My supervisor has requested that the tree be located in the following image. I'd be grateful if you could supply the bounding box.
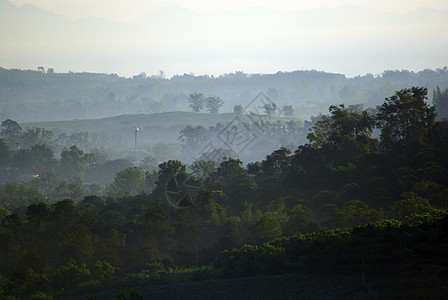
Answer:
[190,160,217,181]
[178,125,207,159]
[249,213,282,243]
[0,119,22,147]
[391,192,433,219]
[55,132,90,151]
[59,145,87,179]
[433,87,448,120]
[205,95,224,113]
[376,87,436,152]
[26,202,50,225]
[0,183,45,210]
[12,144,57,173]
[263,103,277,118]
[307,104,376,149]
[54,177,85,201]
[110,167,144,196]
[0,138,12,168]
[78,195,106,217]
[234,104,244,116]
[286,204,316,235]
[282,105,294,116]
[28,171,59,200]
[21,127,54,148]
[187,92,205,112]
[261,147,291,178]
[143,201,172,237]
[52,263,91,291]
[138,156,158,172]
[178,126,207,148]
[51,199,78,224]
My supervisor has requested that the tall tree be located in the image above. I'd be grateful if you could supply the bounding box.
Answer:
[187,92,205,112]
[307,104,375,148]
[0,119,22,147]
[263,103,277,118]
[110,167,144,196]
[282,105,294,116]
[21,127,54,148]
[234,104,244,116]
[205,95,224,113]
[59,146,87,179]
[178,125,207,159]
[154,160,188,196]
[261,147,291,178]
[376,87,435,152]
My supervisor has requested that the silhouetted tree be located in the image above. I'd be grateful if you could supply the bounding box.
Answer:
[205,95,224,113]
[282,105,294,116]
[376,87,435,152]
[21,127,54,148]
[234,104,244,116]
[187,92,205,112]
[0,119,22,147]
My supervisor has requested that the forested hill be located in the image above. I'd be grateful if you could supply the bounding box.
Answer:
[1,67,447,122]
[0,86,447,299]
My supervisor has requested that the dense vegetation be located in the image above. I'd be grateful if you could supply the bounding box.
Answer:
[0,86,447,298]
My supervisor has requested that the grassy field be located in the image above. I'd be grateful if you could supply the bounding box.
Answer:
[22,111,304,134]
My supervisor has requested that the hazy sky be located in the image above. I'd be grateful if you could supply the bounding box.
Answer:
[8,0,448,21]
[2,0,448,77]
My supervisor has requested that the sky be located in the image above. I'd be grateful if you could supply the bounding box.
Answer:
[2,0,448,77]
[8,0,448,21]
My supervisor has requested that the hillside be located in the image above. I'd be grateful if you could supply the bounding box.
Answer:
[22,111,303,135]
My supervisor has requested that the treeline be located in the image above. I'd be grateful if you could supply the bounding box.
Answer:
[1,67,448,122]
[0,87,447,298]
[216,212,448,280]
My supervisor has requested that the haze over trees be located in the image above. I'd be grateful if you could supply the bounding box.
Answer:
[187,92,205,112]
[1,67,447,122]
[433,87,448,120]
[0,85,447,298]
[1,0,447,296]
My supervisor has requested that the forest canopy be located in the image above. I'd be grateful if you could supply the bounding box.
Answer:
[0,86,447,298]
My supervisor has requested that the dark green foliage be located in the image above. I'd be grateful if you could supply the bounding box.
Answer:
[109,168,144,196]
[217,212,448,279]
[376,87,435,153]
[0,86,447,298]
[0,183,45,211]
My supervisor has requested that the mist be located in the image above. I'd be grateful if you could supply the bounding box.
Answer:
[1,0,447,77]
[1,1,448,298]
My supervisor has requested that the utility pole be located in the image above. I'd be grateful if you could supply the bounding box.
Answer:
[133,127,140,149]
